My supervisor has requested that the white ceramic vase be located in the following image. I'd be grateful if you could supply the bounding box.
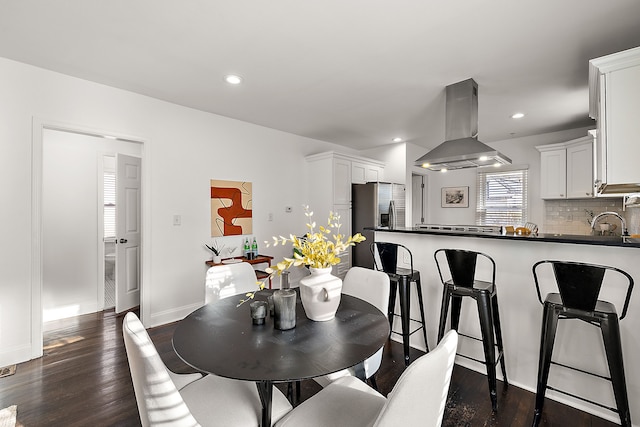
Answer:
[299,266,342,321]
[212,255,222,264]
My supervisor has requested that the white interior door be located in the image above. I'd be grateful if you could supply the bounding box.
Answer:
[116,153,141,313]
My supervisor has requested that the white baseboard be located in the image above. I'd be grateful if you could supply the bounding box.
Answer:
[0,343,32,367]
[147,302,203,328]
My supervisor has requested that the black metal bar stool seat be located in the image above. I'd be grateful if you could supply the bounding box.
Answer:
[532,260,634,427]
[434,248,508,411]
[371,242,429,366]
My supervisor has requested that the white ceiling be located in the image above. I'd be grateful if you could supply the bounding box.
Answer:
[2,1,640,152]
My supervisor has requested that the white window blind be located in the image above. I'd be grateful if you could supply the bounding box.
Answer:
[476,167,528,226]
[104,172,116,238]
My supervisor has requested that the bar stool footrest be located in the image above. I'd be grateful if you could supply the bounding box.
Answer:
[390,313,426,338]
[456,350,506,368]
[456,332,505,367]
[390,325,425,338]
[546,385,620,414]
[550,360,612,382]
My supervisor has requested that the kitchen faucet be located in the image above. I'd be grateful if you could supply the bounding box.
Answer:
[590,211,628,236]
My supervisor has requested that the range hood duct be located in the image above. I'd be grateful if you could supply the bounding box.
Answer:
[415,78,512,171]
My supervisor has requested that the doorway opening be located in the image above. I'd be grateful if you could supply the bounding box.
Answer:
[103,155,116,309]
[32,119,146,360]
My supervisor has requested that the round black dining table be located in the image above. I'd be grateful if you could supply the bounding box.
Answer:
[172,289,390,427]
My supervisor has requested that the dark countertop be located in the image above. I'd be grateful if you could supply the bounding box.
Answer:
[369,227,640,248]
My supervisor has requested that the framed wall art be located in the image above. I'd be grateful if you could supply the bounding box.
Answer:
[210,179,253,236]
[441,186,469,208]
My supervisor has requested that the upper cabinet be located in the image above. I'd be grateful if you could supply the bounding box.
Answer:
[305,152,385,208]
[566,141,595,198]
[351,161,383,185]
[537,135,594,199]
[589,46,640,192]
[333,157,352,205]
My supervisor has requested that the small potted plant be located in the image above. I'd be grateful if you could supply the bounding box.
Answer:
[205,240,225,264]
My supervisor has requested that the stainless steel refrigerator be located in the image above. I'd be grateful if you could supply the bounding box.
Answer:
[352,182,405,268]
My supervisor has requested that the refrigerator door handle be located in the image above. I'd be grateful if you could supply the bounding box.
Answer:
[389,200,396,230]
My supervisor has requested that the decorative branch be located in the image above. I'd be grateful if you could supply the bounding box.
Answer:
[205,240,225,256]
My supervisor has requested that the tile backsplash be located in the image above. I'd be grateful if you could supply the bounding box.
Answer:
[543,198,624,235]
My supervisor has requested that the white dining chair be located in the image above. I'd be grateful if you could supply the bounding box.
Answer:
[313,266,390,389]
[205,261,260,304]
[276,329,458,427]
[123,312,292,427]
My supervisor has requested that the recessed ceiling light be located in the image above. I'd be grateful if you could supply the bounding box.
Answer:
[511,112,525,119]
[392,137,403,143]
[421,163,430,168]
[440,168,448,173]
[493,162,501,167]
[224,74,243,85]
[478,155,489,161]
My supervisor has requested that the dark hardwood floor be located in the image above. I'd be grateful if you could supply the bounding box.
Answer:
[0,309,619,426]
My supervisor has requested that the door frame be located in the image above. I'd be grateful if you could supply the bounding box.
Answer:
[30,117,150,359]
[411,172,429,225]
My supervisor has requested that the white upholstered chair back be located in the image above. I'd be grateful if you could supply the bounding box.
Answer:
[374,329,458,427]
[342,266,390,378]
[205,262,259,304]
[122,312,200,427]
[275,329,458,427]
[313,267,390,388]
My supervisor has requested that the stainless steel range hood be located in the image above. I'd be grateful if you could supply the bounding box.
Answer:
[415,79,511,171]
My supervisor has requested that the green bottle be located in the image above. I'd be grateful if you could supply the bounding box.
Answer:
[243,238,250,259]
[251,237,258,259]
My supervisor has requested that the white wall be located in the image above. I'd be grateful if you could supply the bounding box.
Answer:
[0,57,349,366]
[360,143,406,184]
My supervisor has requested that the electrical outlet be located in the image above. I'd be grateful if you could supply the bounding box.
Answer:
[268,212,274,221]
[173,215,181,226]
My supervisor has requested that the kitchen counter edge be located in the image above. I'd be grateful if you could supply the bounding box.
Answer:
[369,227,640,248]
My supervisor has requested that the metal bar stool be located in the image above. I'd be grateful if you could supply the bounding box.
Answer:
[434,248,508,411]
[531,260,634,427]
[371,242,429,366]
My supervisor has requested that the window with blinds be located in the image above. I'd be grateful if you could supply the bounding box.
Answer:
[104,172,116,238]
[476,167,528,226]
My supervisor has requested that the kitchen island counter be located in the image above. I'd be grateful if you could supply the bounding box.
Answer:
[372,228,640,425]
[369,226,640,248]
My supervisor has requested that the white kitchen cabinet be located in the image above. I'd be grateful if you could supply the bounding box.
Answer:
[333,157,352,205]
[589,46,640,191]
[351,161,383,184]
[537,136,594,199]
[566,140,595,198]
[306,152,386,208]
[305,152,385,276]
[539,148,567,199]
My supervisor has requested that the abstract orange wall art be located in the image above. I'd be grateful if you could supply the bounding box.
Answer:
[210,179,252,236]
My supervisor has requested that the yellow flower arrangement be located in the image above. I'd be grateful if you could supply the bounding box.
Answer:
[237,206,366,305]
[268,206,366,271]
